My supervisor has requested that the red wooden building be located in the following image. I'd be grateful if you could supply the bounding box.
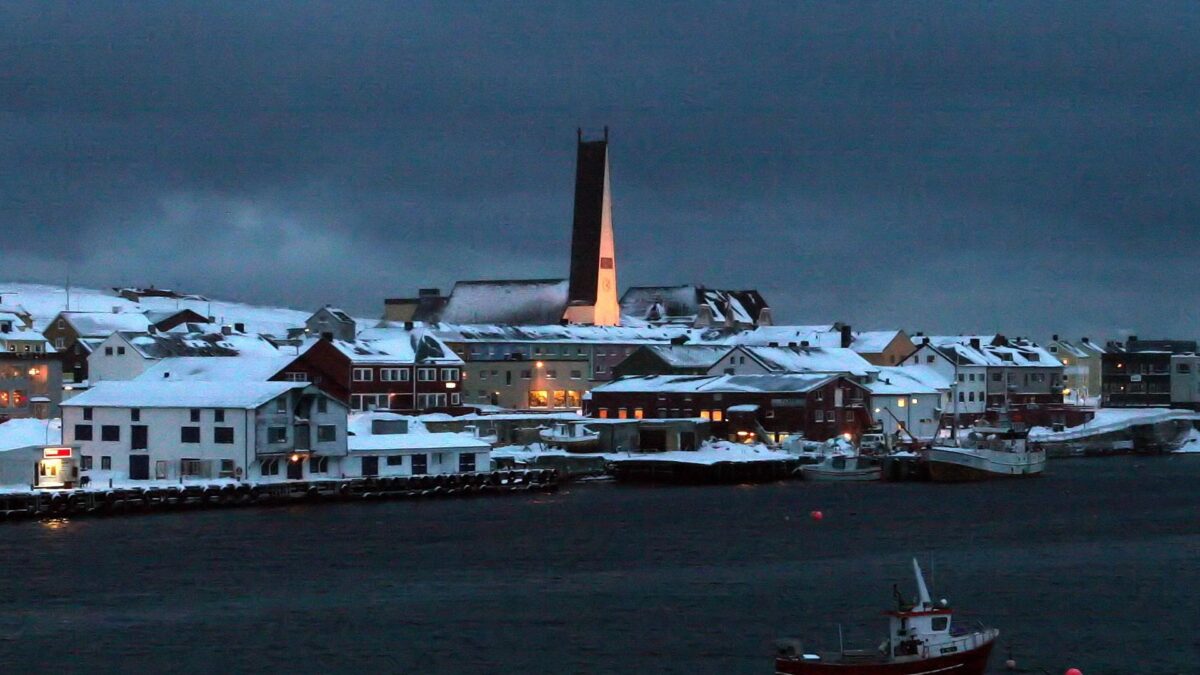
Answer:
[587,373,873,443]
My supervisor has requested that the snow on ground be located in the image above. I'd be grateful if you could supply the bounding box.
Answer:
[0,282,312,336]
[1173,428,1200,453]
[607,440,795,465]
[1029,407,1200,443]
[0,418,62,452]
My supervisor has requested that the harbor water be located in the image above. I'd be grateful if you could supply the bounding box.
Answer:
[1,456,1198,673]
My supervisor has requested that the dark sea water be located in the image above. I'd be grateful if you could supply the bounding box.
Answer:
[2,456,1199,674]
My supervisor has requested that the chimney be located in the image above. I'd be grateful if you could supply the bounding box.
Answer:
[404,321,415,330]
[722,299,736,328]
[693,304,713,328]
[922,337,930,345]
[756,307,773,326]
[1052,334,1060,342]
[1082,337,1090,344]
[969,338,981,351]
[800,340,810,348]
[234,322,245,333]
[840,324,853,349]
[768,342,779,348]
[221,325,232,336]
[112,306,121,313]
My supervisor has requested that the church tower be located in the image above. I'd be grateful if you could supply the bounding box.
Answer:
[563,128,620,326]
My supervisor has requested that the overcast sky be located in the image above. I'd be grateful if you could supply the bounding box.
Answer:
[2,2,1197,339]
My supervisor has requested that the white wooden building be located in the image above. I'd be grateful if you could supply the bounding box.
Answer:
[347,413,492,477]
[60,381,348,483]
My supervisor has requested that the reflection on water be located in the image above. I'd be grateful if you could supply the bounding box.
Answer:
[39,517,70,531]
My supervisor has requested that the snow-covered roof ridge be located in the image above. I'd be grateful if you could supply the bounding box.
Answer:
[63,381,308,409]
[593,372,842,394]
[738,345,877,377]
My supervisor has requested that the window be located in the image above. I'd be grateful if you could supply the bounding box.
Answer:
[418,368,436,381]
[566,390,581,407]
[83,407,93,421]
[381,368,407,382]
[814,390,824,402]
[545,369,557,379]
[1179,364,1192,374]
[570,370,582,379]
[479,370,488,380]
[552,390,566,407]
[968,392,975,402]
[386,455,404,467]
[261,458,281,476]
[958,391,965,402]
[181,426,200,443]
[131,408,140,422]
[957,374,965,382]
[101,456,111,470]
[75,424,93,441]
[214,427,235,444]
[101,425,120,442]
[215,409,225,423]
[219,459,236,478]
[450,392,460,405]
[441,368,458,381]
[81,455,93,470]
[55,337,65,349]
[283,371,309,382]
[617,408,628,419]
[117,346,126,356]
[992,373,1002,382]
[459,452,477,473]
[268,426,287,443]
[520,369,532,379]
[634,408,644,419]
[190,408,200,422]
[353,368,373,382]
[180,459,205,477]
[528,390,549,407]
[699,410,711,420]
[317,425,337,442]
[416,392,447,409]
[309,457,328,474]
[276,397,288,413]
[104,346,113,356]
[597,408,609,419]
[931,617,949,632]
[711,409,724,422]
[815,410,825,422]
[317,397,327,413]
[411,453,428,475]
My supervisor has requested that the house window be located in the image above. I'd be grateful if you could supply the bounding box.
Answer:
[101,425,120,442]
[380,368,404,381]
[190,409,200,422]
[618,408,628,419]
[181,426,200,443]
[283,371,309,382]
[214,427,235,444]
[131,408,140,422]
[215,409,225,423]
[101,456,111,470]
[83,407,93,421]
[440,368,458,381]
[597,408,609,419]
[711,409,724,422]
[104,347,113,356]
[479,371,488,380]
[353,368,373,382]
[570,370,582,379]
[261,458,281,476]
[317,397,328,413]
[276,397,288,413]
[520,369,532,379]
[81,455,93,470]
[386,455,404,466]
[418,368,436,381]
[459,452,477,473]
[992,373,1002,382]
[1179,364,1192,374]
[565,390,581,407]
[317,425,337,442]
[634,408,644,419]
[75,424,93,441]
[450,392,460,405]
[268,426,287,443]
[815,410,824,422]
[699,410,711,420]
[546,369,557,379]
[309,457,328,474]
[117,346,126,356]
[411,453,428,475]
[55,337,65,349]
[528,390,549,407]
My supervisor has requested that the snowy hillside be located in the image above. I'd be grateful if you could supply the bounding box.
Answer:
[0,282,313,337]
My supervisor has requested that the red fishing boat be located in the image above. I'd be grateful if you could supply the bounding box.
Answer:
[775,559,998,674]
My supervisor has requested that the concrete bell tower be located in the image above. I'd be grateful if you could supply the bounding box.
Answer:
[563,127,620,326]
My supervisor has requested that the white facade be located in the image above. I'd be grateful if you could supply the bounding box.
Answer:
[869,393,941,441]
[347,413,492,477]
[899,345,988,417]
[87,333,155,383]
[61,382,348,483]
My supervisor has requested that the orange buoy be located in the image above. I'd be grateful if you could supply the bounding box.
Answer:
[810,510,824,521]
[1065,669,1083,675]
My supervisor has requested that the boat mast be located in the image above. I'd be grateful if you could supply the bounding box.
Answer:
[912,558,932,607]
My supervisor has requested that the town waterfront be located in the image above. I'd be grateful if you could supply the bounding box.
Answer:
[2,457,1198,674]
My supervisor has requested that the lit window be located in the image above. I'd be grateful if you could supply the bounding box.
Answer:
[712,410,724,422]
[634,408,644,419]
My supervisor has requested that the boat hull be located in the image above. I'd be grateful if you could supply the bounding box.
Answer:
[776,639,994,675]
[925,447,1045,482]
[799,466,882,482]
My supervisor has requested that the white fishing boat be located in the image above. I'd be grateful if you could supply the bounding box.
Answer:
[537,422,601,453]
[925,425,1045,481]
[799,455,882,482]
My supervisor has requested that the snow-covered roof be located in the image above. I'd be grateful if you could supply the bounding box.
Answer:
[439,279,569,325]
[0,418,62,452]
[715,325,843,348]
[62,381,307,409]
[593,373,840,394]
[643,344,733,368]
[850,330,904,354]
[346,327,463,364]
[619,286,768,325]
[738,346,877,377]
[346,413,490,452]
[137,354,300,382]
[865,367,945,395]
[433,322,696,344]
[113,330,281,360]
[61,311,152,337]
[914,339,1061,369]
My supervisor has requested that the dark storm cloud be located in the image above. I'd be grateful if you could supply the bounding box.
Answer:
[2,1,1198,338]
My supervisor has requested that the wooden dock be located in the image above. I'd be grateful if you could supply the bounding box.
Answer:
[0,469,558,522]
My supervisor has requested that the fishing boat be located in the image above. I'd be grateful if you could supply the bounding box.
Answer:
[799,455,881,482]
[775,559,998,674]
[537,422,601,453]
[924,425,1045,481]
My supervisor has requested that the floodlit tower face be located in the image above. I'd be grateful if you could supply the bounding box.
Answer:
[564,132,620,326]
